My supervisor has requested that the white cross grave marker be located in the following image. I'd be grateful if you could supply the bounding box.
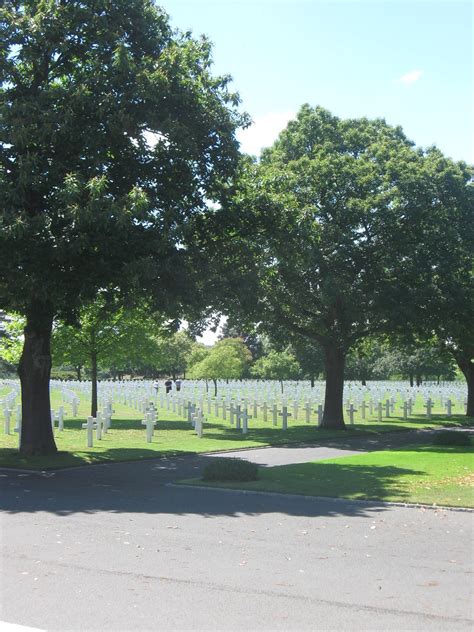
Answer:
[142,411,156,443]
[279,405,291,431]
[82,416,96,448]
[4,409,11,435]
[239,408,252,434]
[424,398,432,420]
[346,403,357,425]
[445,399,453,417]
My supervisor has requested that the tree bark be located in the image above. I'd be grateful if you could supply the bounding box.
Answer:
[310,375,315,388]
[321,344,346,429]
[91,351,98,417]
[409,373,414,387]
[75,365,82,381]
[213,378,217,397]
[455,353,474,417]
[416,374,422,387]
[18,305,57,456]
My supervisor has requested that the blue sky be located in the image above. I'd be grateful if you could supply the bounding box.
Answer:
[163,0,473,162]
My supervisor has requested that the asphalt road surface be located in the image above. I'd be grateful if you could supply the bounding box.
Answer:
[1,435,473,631]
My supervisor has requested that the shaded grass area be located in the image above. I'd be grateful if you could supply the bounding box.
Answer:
[0,387,471,470]
[0,415,388,470]
[182,444,474,508]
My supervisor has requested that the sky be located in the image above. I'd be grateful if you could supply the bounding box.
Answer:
[162,0,473,344]
[163,0,473,162]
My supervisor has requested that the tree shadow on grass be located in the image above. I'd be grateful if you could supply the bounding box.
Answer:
[60,418,193,431]
[385,414,473,427]
[198,423,417,453]
[236,462,425,503]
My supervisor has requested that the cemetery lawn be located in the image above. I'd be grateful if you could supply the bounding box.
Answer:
[182,444,474,508]
[0,411,471,471]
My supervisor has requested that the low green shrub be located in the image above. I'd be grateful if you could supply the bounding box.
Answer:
[202,458,259,482]
[432,431,472,446]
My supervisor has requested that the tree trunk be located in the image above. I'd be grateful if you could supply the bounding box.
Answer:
[280,379,283,393]
[75,365,82,381]
[416,374,422,387]
[310,375,315,388]
[213,378,217,397]
[91,351,98,417]
[409,373,414,387]
[321,344,346,429]
[455,353,474,417]
[361,377,367,386]
[18,305,57,456]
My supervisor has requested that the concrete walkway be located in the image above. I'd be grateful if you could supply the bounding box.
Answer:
[1,429,472,631]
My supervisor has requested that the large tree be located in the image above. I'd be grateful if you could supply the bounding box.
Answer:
[218,105,469,428]
[0,1,246,454]
[378,150,473,411]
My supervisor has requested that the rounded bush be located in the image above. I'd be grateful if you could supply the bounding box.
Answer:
[202,458,259,482]
[432,431,472,446]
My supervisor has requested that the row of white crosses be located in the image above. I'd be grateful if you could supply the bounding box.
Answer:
[1,381,21,439]
[11,378,464,449]
[7,378,470,424]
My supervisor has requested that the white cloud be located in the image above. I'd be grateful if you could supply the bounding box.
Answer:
[237,110,296,156]
[399,69,423,85]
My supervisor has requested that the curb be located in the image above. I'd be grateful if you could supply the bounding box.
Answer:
[169,482,474,513]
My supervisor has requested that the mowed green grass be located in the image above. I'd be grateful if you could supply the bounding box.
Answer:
[0,386,471,470]
[184,444,474,508]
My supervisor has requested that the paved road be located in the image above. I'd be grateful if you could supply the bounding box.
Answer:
[1,432,473,631]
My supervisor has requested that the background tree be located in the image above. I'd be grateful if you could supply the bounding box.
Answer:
[251,350,301,391]
[187,341,211,370]
[0,313,24,371]
[289,338,324,386]
[52,298,161,415]
[152,331,194,379]
[0,1,246,454]
[374,341,457,386]
[344,338,389,384]
[189,338,252,395]
[219,321,264,361]
[217,105,468,428]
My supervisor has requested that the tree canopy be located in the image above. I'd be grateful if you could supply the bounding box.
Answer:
[0,0,247,454]
[216,105,472,426]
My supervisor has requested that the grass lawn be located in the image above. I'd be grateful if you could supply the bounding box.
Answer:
[183,444,474,508]
[0,386,471,470]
